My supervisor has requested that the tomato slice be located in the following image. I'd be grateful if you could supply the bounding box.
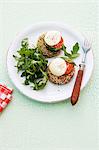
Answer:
[65,63,74,74]
[53,37,63,49]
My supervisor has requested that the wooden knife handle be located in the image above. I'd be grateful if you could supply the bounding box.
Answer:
[71,64,85,105]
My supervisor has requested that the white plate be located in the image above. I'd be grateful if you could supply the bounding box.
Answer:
[7,22,93,103]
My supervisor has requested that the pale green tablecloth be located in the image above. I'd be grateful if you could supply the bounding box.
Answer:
[0,0,99,150]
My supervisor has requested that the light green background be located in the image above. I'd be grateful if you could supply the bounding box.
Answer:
[0,1,99,150]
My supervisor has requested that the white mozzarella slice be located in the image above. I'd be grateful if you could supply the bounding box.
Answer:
[49,58,67,76]
[44,31,61,46]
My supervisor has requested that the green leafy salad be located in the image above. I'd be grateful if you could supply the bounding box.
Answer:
[13,38,48,90]
[13,38,80,90]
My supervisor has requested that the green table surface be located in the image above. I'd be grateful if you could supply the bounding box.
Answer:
[0,1,99,150]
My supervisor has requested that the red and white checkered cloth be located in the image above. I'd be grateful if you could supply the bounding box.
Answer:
[0,83,13,112]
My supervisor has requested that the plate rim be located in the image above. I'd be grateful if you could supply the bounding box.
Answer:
[6,22,94,103]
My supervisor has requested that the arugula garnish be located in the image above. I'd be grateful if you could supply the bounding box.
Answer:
[61,43,80,62]
[71,42,79,54]
[13,38,48,90]
[45,44,58,52]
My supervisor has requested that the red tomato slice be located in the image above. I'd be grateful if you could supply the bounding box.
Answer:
[65,63,74,74]
[53,37,64,49]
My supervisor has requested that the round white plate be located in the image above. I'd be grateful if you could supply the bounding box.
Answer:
[7,22,93,103]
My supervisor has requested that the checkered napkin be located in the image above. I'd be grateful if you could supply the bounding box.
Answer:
[0,83,13,112]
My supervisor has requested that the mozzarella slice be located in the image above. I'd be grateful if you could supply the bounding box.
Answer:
[49,58,67,76]
[44,31,61,46]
